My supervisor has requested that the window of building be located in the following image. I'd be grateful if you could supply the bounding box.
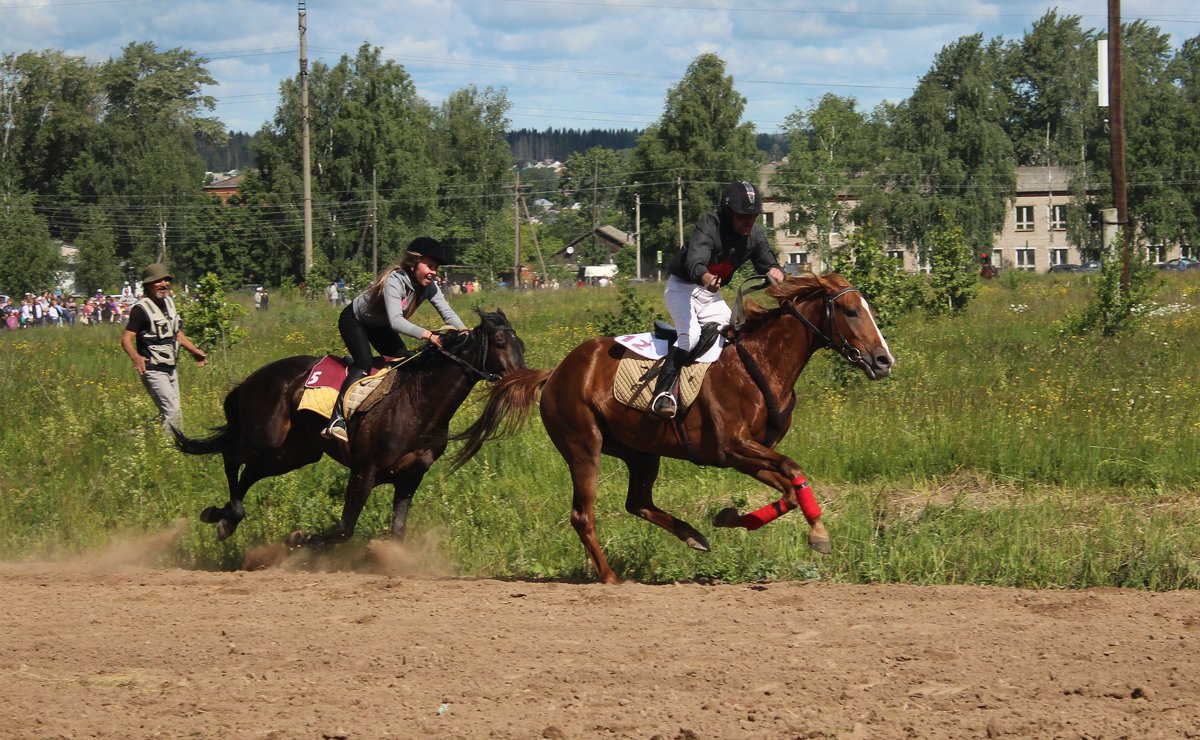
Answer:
[786,212,804,237]
[1050,204,1068,230]
[1016,248,1036,271]
[1049,248,1068,266]
[990,249,1003,267]
[787,252,808,266]
[1015,205,1035,231]
[1147,244,1166,263]
[1184,245,1196,260]
[763,212,775,229]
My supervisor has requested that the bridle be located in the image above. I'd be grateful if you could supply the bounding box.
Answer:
[431,325,517,383]
[783,286,866,367]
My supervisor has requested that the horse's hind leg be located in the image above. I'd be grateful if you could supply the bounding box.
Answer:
[199,454,265,541]
[621,451,710,552]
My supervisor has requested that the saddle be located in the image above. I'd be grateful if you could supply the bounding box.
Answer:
[613,321,721,418]
[297,354,410,421]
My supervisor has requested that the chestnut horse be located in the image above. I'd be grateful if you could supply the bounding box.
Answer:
[174,309,525,549]
[451,275,894,583]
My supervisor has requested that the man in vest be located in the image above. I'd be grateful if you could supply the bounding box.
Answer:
[121,263,207,431]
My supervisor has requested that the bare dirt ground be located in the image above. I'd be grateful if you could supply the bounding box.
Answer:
[3,531,1200,739]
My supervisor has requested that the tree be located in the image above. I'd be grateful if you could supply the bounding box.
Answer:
[73,209,121,294]
[0,194,61,295]
[863,34,1016,255]
[923,216,979,314]
[628,53,760,265]
[775,94,883,266]
[429,85,512,270]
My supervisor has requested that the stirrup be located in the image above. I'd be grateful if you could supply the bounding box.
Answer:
[651,391,677,419]
[320,418,348,443]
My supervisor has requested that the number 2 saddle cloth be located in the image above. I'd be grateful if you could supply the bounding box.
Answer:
[612,328,723,418]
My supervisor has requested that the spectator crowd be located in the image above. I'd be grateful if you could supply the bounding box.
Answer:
[2,286,139,330]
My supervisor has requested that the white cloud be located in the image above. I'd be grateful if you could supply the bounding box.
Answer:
[2,0,1197,133]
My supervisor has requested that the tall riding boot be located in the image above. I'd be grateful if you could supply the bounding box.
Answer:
[321,367,368,442]
[650,348,689,419]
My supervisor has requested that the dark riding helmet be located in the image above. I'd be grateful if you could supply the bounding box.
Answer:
[722,180,763,216]
[407,236,448,267]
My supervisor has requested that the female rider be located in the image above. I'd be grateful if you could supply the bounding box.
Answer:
[321,237,466,442]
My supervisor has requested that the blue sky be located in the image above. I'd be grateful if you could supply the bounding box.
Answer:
[3,0,1198,136]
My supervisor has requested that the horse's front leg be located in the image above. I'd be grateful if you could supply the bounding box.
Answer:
[287,465,377,549]
[388,473,425,541]
[713,439,831,554]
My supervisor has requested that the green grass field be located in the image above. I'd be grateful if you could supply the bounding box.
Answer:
[2,273,1198,587]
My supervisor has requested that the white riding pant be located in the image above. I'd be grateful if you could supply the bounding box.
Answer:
[663,274,731,352]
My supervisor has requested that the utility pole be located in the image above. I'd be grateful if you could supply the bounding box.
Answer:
[371,168,378,275]
[513,169,521,290]
[676,175,684,252]
[519,197,549,282]
[1107,0,1132,290]
[299,1,313,279]
[634,188,642,279]
[157,218,167,264]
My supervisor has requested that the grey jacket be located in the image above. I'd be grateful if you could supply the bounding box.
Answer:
[351,269,465,339]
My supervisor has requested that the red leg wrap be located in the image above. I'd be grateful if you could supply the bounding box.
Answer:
[796,480,821,521]
[740,497,796,531]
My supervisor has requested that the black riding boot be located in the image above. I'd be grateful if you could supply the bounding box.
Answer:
[321,366,368,442]
[650,348,689,419]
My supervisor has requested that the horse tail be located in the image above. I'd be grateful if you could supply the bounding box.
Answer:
[447,367,551,471]
[173,383,243,456]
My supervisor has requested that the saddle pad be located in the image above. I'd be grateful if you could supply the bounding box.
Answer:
[613,357,710,417]
[614,332,724,364]
[297,364,396,421]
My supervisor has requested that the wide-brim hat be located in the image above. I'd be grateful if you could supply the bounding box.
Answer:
[407,237,448,266]
[722,180,763,215]
[142,262,173,284]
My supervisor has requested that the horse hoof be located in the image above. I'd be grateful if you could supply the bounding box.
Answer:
[199,506,223,524]
[712,507,742,528]
[807,533,832,554]
[215,520,235,541]
[285,531,308,549]
[685,533,711,552]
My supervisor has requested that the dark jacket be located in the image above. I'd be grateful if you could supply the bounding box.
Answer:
[668,211,780,285]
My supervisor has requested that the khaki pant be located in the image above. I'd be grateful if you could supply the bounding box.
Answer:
[140,367,181,431]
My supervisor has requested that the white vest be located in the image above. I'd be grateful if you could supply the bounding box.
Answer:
[136,296,182,368]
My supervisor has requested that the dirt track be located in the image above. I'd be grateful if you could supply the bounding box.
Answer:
[3,535,1200,739]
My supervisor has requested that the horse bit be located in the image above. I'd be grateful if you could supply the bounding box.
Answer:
[784,286,866,366]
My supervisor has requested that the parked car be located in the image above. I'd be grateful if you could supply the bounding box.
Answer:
[1158,257,1199,271]
[1078,260,1103,272]
[1048,264,1081,273]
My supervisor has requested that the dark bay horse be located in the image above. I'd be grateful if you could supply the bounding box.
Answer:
[174,309,525,549]
[451,275,894,584]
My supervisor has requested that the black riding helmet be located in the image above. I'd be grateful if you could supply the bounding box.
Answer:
[407,236,448,266]
[722,180,763,215]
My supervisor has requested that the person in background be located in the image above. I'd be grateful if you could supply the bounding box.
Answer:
[321,237,466,443]
[121,263,207,431]
[254,286,264,310]
[651,180,785,419]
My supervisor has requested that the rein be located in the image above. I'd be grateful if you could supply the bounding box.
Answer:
[783,286,865,366]
[432,327,503,382]
[727,277,863,446]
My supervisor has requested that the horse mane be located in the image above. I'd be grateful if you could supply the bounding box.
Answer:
[738,273,850,334]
